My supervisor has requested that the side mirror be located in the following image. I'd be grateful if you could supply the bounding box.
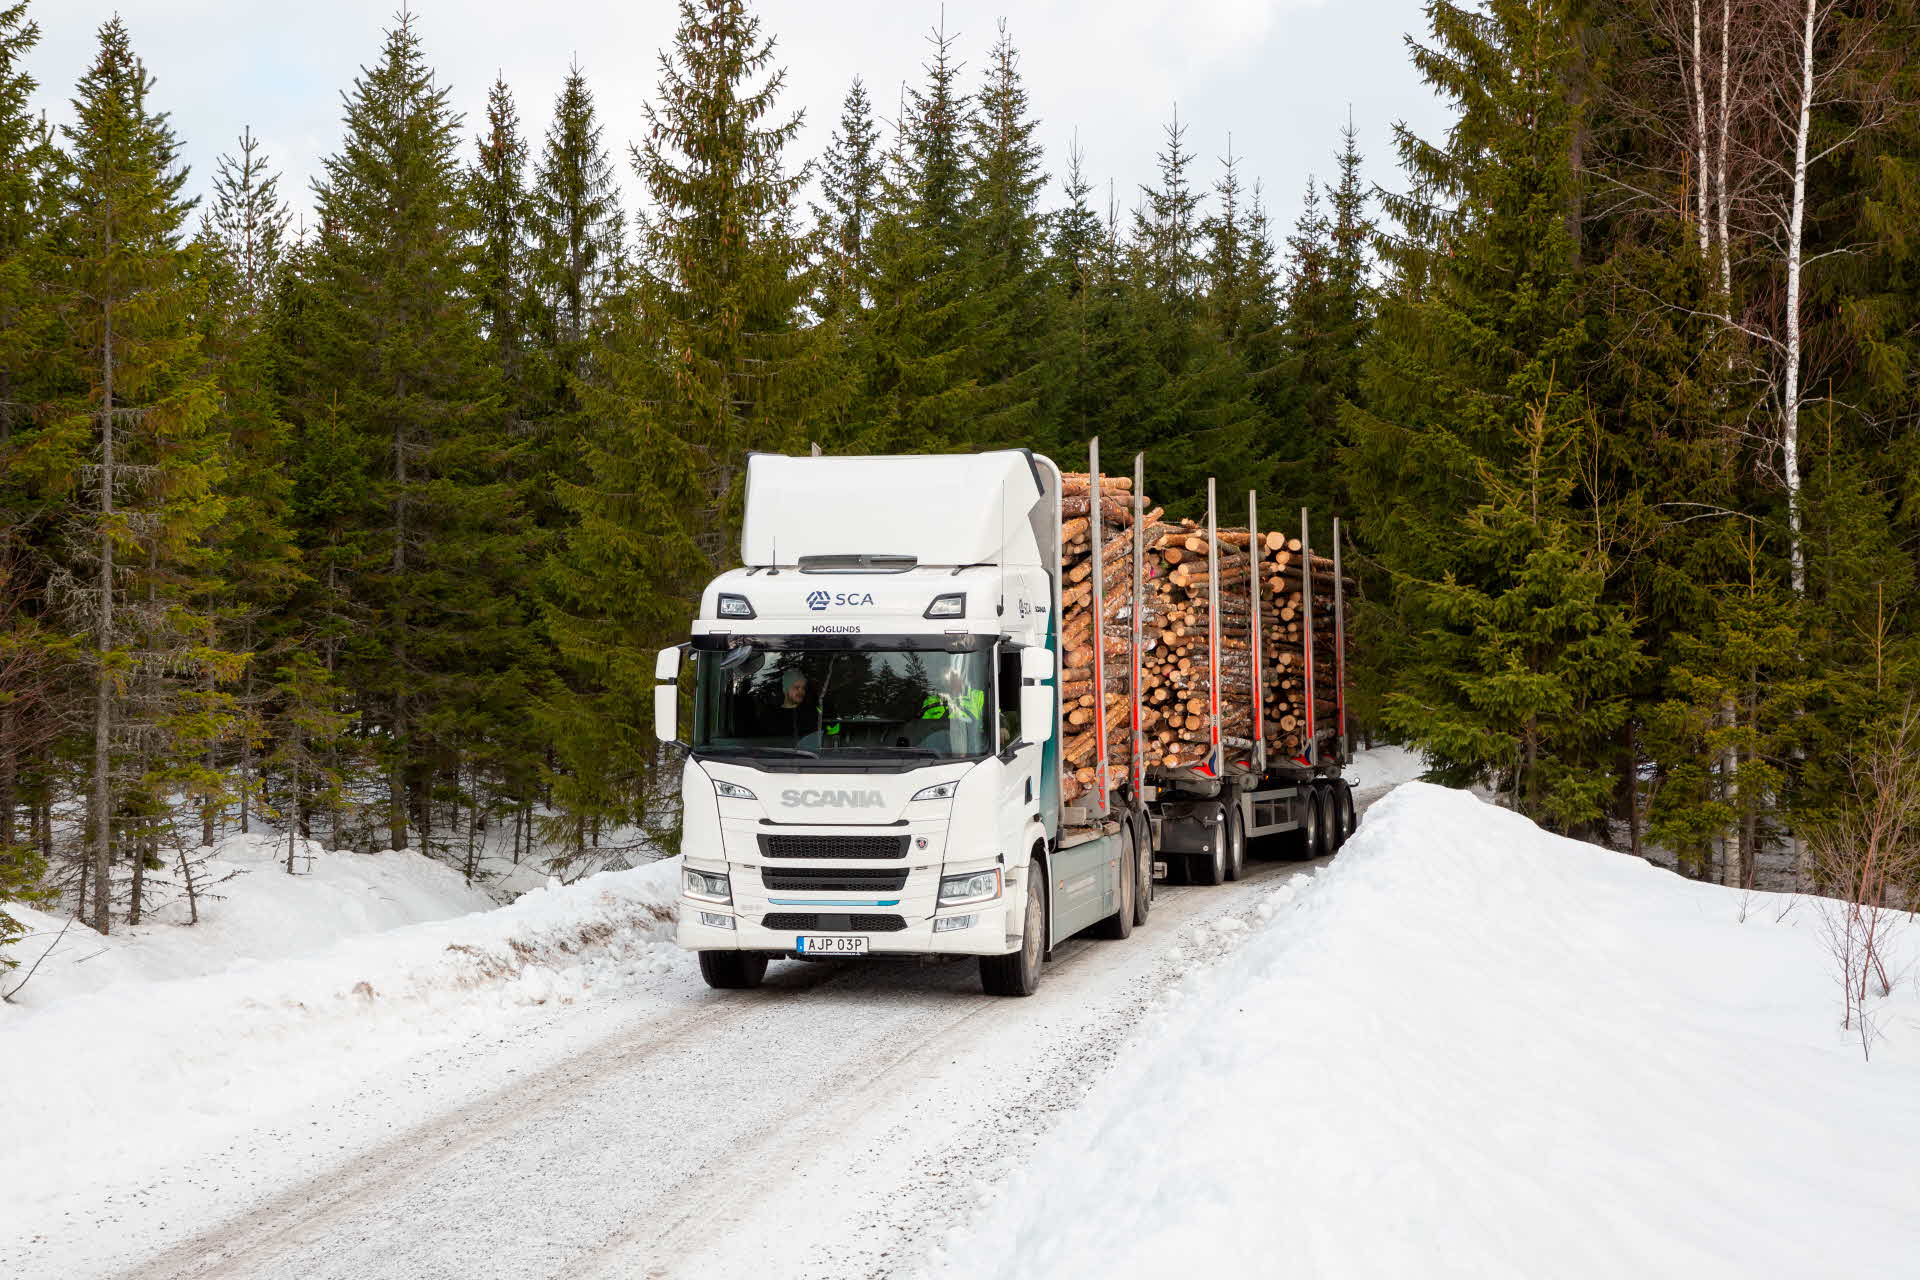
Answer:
[1019,645,1055,745]
[654,646,682,743]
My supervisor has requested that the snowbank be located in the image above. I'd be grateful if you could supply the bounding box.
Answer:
[1342,742,1427,794]
[1,832,499,1011]
[0,856,682,1230]
[936,783,1920,1278]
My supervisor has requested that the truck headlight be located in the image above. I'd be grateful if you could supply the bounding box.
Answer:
[684,868,732,903]
[712,778,756,800]
[911,781,957,802]
[937,868,1002,906]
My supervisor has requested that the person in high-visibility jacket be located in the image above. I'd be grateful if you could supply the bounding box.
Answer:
[919,686,986,723]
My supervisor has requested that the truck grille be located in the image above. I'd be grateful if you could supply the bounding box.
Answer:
[763,913,906,933]
[758,834,909,860]
[761,866,909,893]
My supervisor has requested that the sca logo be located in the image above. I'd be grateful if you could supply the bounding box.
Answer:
[806,590,875,611]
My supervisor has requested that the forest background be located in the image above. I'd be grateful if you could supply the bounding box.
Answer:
[3,0,1917,949]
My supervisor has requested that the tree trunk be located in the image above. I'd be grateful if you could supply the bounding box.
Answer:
[1780,0,1816,596]
[90,293,116,937]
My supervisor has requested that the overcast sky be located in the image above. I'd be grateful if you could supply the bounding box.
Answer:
[24,0,1453,244]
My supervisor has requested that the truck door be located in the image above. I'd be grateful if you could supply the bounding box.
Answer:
[996,646,1036,868]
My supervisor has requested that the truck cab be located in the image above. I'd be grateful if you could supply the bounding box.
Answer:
[659,451,1084,995]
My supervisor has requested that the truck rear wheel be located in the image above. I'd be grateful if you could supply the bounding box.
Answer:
[1132,815,1153,927]
[981,868,1045,996]
[1093,824,1135,940]
[1223,803,1246,881]
[1192,806,1227,886]
[698,950,768,990]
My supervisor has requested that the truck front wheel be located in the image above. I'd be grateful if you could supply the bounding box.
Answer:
[981,869,1045,996]
[698,950,769,990]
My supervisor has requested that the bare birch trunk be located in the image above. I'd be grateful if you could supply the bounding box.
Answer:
[1780,0,1815,596]
[1691,0,1713,254]
[1722,693,1743,886]
[1715,0,1734,299]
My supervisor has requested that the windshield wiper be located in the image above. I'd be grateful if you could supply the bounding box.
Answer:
[825,745,942,757]
[702,745,820,759]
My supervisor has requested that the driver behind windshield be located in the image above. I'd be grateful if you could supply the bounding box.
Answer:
[762,666,817,742]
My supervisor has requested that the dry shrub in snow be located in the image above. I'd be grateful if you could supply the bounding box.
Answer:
[1805,705,1920,1056]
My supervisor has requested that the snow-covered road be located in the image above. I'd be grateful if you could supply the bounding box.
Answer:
[49,845,1333,1280]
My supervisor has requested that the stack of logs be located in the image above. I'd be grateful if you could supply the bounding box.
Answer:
[1058,473,1156,803]
[1057,475,1353,804]
[1253,530,1350,759]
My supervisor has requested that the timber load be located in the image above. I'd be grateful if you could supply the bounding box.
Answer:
[1057,471,1352,802]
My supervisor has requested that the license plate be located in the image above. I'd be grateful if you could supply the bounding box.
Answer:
[798,936,868,956]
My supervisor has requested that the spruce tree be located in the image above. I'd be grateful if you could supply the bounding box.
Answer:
[962,20,1049,448]
[0,0,60,896]
[809,75,880,322]
[1342,0,1643,830]
[470,76,530,388]
[196,127,300,841]
[541,0,813,852]
[50,17,230,928]
[522,59,625,536]
[285,13,525,853]
[858,18,980,452]
[1127,109,1267,511]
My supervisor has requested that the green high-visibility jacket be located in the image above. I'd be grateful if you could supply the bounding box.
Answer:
[920,689,986,722]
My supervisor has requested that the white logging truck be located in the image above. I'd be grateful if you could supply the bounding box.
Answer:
[655,445,1356,995]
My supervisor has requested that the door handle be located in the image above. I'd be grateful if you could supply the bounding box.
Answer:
[1025,777,1033,804]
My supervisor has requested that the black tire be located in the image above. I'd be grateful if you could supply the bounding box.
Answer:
[1192,806,1227,885]
[1343,784,1358,840]
[1131,813,1153,928]
[1289,788,1323,861]
[1094,824,1136,940]
[981,865,1045,996]
[1310,786,1333,860]
[1223,802,1247,882]
[698,950,768,990]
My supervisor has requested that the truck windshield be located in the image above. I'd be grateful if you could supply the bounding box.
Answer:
[692,646,996,761]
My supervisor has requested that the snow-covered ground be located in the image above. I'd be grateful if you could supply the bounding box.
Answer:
[0,832,500,1010]
[6,760,1915,1279]
[935,782,1920,1279]
[0,850,683,1257]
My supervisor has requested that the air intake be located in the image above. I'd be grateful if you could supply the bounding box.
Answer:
[796,554,917,574]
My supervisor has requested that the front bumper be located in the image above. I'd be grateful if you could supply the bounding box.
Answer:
[677,899,1013,957]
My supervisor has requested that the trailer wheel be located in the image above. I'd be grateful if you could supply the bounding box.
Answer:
[1093,824,1136,940]
[1342,784,1358,842]
[981,867,1045,996]
[1310,786,1333,860]
[698,950,768,990]
[1290,788,1323,861]
[1223,802,1246,882]
[1192,805,1227,886]
[1131,814,1153,927]
[1329,783,1353,849]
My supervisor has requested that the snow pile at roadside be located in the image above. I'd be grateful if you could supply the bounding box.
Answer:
[1,832,499,1011]
[1341,742,1426,795]
[1,856,682,1228]
[938,783,1920,1278]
